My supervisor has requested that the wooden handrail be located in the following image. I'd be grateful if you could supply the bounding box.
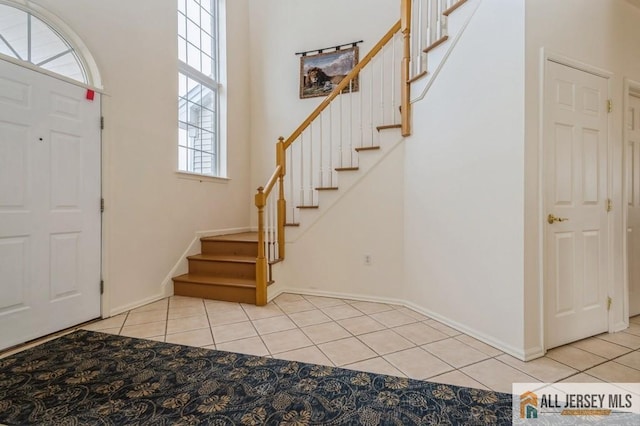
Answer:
[255,165,283,206]
[283,19,402,150]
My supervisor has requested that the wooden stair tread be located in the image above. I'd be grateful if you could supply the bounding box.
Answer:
[408,70,428,84]
[355,146,381,152]
[316,186,339,190]
[376,124,401,132]
[297,205,319,209]
[187,254,256,263]
[335,167,359,171]
[423,35,449,53]
[173,274,256,288]
[443,0,468,16]
[201,232,258,243]
[285,222,300,227]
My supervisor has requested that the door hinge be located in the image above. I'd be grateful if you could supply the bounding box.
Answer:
[607,296,612,311]
[100,280,104,295]
[100,198,104,213]
[606,198,612,212]
[607,99,612,113]
[100,116,104,130]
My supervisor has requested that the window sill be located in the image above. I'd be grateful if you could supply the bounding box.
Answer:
[175,171,231,183]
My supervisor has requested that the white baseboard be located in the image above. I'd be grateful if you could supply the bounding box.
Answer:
[109,292,167,317]
[400,301,532,361]
[270,286,406,307]
[522,346,546,361]
[611,318,629,333]
[272,285,531,361]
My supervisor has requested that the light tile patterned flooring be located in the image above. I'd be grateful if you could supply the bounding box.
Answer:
[8,294,640,393]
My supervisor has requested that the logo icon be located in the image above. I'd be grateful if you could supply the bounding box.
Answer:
[520,391,538,419]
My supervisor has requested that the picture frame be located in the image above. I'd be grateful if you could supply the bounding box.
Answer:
[299,46,359,99]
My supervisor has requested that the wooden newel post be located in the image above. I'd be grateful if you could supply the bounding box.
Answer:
[401,0,412,137]
[276,137,286,260]
[255,187,267,306]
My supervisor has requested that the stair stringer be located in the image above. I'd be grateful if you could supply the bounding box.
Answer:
[284,128,404,243]
[275,137,406,301]
[410,0,482,103]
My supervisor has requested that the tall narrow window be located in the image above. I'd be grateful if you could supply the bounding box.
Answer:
[177,0,220,176]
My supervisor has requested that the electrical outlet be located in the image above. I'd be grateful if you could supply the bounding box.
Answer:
[364,254,372,265]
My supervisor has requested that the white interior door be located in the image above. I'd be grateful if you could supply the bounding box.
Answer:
[544,60,609,349]
[628,93,640,317]
[0,59,101,350]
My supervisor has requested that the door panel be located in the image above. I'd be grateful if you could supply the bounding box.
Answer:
[629,94,640,316]
[554,232,575,314]
[50,132,82,208]
[0,59,101,350]
[0,121,29,207]
[0,237,28,311]
[544,61,609,349]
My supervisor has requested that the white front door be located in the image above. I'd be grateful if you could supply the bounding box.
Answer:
[628,93,640,317]
[0,59,101,350]
[544,60,610,349]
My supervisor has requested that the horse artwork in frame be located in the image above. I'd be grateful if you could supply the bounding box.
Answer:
[300,46,359,99]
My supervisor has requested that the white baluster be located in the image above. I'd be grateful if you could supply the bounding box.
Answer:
[349,80,354,167]
[441,0,449,37]
[369,67,374,146]
[307,123,314,206]
[266,196,270,262]
[272,193,277,261]
[338,95,344,167]
[319,113,324,188]
[427,0,433,47]
[272,194,276,262]
[397,35,401,121]
[380,53,385,126]
[268,194,273,262]
[422,0,429,73]
[437,0,444,40]
[412,0,420,76]
[288,146,295,224]
[391,37,396,124]
[329,103,334,187]
[299,133,304,206]
[359,73,364,149]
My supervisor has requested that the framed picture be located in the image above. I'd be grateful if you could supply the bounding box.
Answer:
[300,46,359,99]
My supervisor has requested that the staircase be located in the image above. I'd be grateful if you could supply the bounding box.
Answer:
[172,233,265,304]
[172,0,473,305]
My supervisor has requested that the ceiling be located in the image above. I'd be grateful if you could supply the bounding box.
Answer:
[628,0,640,8]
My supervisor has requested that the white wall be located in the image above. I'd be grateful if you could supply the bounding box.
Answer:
[524,0,640,350]
[21,0,638,357]
[247,0,398,192]
[278,143,406,300]
[24,0,253,314]
[403,0,527,357]
[245,0,404,302]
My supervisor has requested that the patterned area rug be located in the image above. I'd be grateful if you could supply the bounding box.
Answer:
[0,330,512,425]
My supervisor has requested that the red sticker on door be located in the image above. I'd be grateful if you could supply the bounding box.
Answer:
[86,89,95,101]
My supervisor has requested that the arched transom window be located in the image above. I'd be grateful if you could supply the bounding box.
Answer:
[0,2,87,83]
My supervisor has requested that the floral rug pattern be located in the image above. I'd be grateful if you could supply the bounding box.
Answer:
[0,330,512,425]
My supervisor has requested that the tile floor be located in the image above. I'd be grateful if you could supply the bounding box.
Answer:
[5,293,640,394]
